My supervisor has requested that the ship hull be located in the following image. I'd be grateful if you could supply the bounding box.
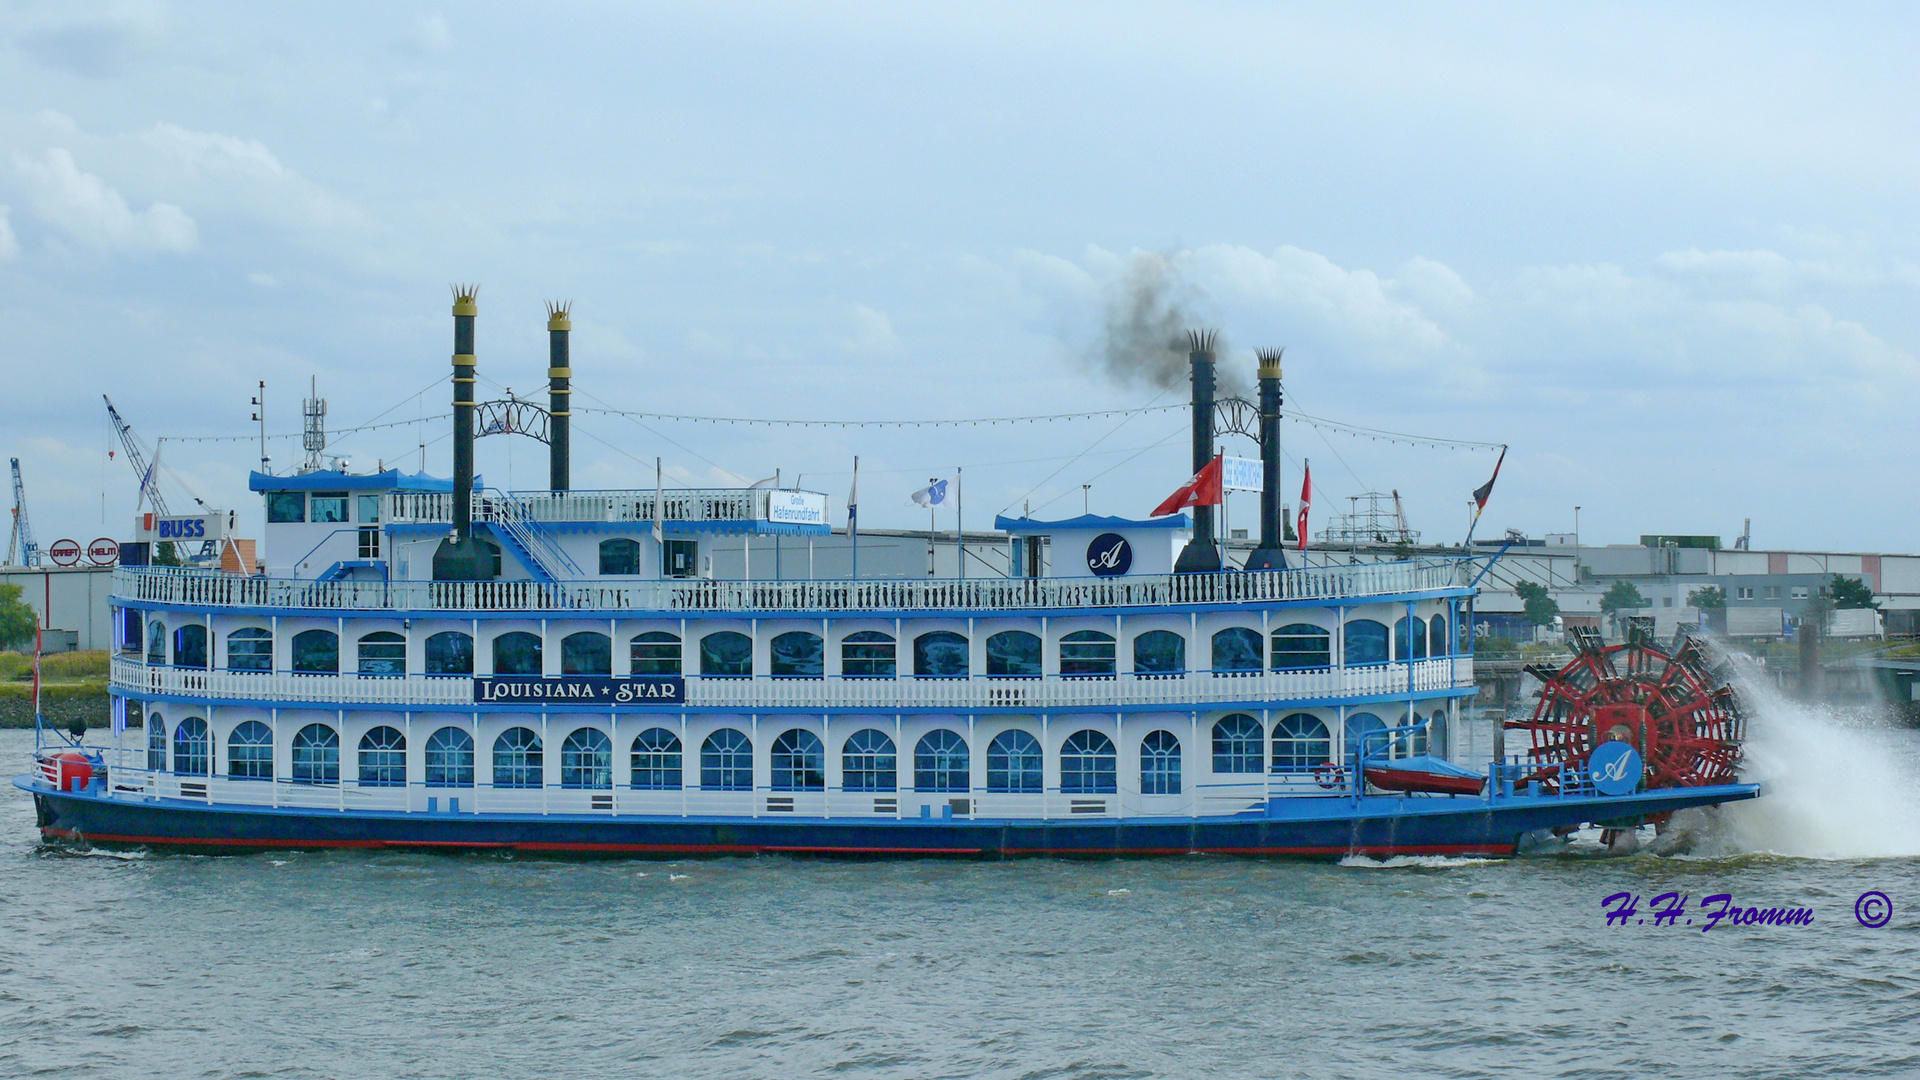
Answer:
[21,778,1759,859]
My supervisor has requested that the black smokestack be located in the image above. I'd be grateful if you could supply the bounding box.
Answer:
[433,285,495,581]
[1244,347,1288,571]
[547,301,571,492]
[1173,329,1223,574]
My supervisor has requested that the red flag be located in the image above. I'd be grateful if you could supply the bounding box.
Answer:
[1295,462,1312,551]
[1151,454,1223,517]
[1472,445,1507,518]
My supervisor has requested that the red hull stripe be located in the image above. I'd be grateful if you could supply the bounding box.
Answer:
[40,828,1510,857]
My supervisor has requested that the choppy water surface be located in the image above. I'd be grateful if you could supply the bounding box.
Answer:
[4,706,1919,1079]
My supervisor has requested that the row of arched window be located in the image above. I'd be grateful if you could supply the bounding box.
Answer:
[143,711,1448,792]
[145,617,1457,677]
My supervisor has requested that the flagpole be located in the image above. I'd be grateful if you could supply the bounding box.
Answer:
[653,456,664,580]
[849,454,859,582]
[927,478,937,577]
[956,466,964,581]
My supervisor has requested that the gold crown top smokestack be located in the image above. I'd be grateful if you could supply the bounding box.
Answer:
[432,285,497,581]
[1173,329,1224,574]
[547,301,572,493]
[1244,347,1288,571]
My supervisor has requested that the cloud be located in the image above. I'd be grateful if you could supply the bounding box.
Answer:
[0,206,18,260]
[11,148,196,253]
[404,14,453,55]
[844,304,901,355]
[12,2,164,78]
[137,123,367,238]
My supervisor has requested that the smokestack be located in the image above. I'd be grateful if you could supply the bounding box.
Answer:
[547,301,572,492]
[1173,329,1223,574]
[432,285,495,580]
[1243,348,1288,571]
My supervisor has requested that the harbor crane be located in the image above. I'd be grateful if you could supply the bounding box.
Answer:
[7,458,40,567]
[103,395,175,517]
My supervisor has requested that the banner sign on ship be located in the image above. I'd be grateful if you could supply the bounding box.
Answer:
[1221,455,1263,492]
[766,491,828,525]
[473,676,685,705]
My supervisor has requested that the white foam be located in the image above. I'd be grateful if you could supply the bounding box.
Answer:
[1338,854,1499,869]
[1685,652,1920,860]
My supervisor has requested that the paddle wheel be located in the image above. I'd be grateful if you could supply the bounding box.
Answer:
[1510,627,1745,791]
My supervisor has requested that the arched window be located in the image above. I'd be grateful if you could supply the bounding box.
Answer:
[228,720,273,780]
[630,728,682,790]
[914,730,969,792]
[598,537,641,576]
[700,729,752,790]
[841,728,897,792]
[770,631,824,678]
[292,723,340,784]
[492,632,542,676]
[358,631,406,676]
[172,625,208,669]
[1394,617,1428,662]
[358,726,406,786]
[1141,730,1182,795]
[699,631,752,677]
[1132,630,1185,675]
[1429,711,1449,758]
[146,620,167,665]
[841,631,896,678]
[1270,624,1331,670]
[630,632,681,676]
[1211,627,1263,673]
[561,728,612,789]
[173,717,209,775]
[1271,713,1330,774]
[986,631,1041,677]
[1060,730,1117,793]
[987,730,1042,793]
[227,627,272,672]
[561,632,612,676]
[1406,710,1429,757]
[1059,631,1116,677]
[1211,714,1264,774]
[425,631,474,676]
[770,729,825,791]
[147,713,167,771]
[913,631,969,677]
[425,727,475,787]
[291,629,339,674]
[1428,615,1449,659]
[1344,620,1389,666]
[1344,712,1387,762]
[492,727,543,788]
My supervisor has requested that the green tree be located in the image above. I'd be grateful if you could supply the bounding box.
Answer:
[0,583,39,651]
[1600,580,1649,615]
[1513,580,1560,627]
[1829,574,1879,609]
[153,541,184,567]
[1687,585,1726,610]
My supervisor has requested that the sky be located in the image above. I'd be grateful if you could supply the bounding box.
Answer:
[0,2,1915,555]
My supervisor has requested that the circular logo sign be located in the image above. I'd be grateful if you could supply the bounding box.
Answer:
[1588,741,1644,796]
[1086,532,1133,577]
[87,537,120,566]
[47,539,82,566]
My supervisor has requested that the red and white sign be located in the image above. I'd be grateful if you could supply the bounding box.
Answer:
[47,539,82,566]
[87,538,120,566]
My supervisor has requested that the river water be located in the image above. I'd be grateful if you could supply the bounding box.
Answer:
[3,687,1918,1079]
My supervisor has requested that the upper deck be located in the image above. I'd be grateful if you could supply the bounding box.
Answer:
[115,559,1468,617]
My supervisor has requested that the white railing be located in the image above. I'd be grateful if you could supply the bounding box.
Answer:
[114,656,1471,710]
[117,559,1467,615]
[385,488,770,527]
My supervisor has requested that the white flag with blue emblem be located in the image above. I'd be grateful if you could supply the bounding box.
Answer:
[911,475,957,509]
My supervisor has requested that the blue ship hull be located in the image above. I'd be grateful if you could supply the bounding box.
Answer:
[19,777,1760,858]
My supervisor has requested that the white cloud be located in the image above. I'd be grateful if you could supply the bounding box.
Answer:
[137,123,367,237]
[13,2,165,78]
[405,14,453,55]
[0,206,18,260]
[844,304,901,355]
[247,271,277,287]
[11,148,196,253]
